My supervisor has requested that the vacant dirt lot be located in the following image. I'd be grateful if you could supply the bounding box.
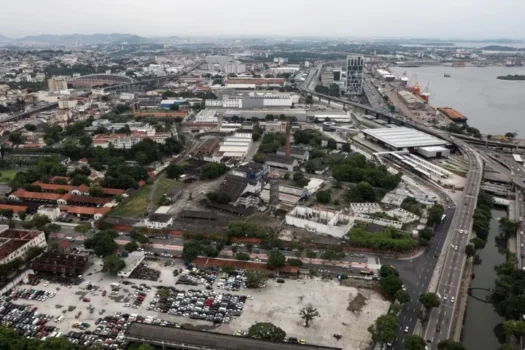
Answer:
[218,278,390,350]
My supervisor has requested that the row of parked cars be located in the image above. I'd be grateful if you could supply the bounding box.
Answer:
[10,288,56,302]
[152,288,249,324]
[0,299,58,339]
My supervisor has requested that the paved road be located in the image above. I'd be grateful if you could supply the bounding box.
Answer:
[383,205,456,349]
[423,144,483,347]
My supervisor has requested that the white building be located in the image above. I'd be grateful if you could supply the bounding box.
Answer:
[47,77,68,92]
[346,55,364,96]
[195,109,219,123]
[144,214,173,229]
[0,226,47,264]
[285,206,354,238]
[58,99,78,109]
[218,133,252,159]
[221,62,246,74]
[117,251,145,278]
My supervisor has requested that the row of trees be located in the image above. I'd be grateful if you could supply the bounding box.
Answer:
[332,153,402,192]
[348,224,418,252]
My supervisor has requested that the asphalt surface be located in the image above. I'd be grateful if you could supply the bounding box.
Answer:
[423,144,483,347]
[383,205,456,349]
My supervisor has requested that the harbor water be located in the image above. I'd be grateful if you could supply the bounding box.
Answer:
[460,209,506,350]
[390,66,525,136]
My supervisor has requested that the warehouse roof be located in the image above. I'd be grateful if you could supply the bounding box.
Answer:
[362,127,448,149]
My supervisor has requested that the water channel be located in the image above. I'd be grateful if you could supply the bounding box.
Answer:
[461,209,506,349]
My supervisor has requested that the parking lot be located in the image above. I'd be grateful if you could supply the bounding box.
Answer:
[218,278,389,350]
[3,256,389,350]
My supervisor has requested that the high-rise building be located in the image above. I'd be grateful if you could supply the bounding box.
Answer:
[346,55,364,96]
[47,77,68,92]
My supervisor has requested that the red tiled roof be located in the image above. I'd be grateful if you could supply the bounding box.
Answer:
[33,181,75,192]
[193,257,299,274]
[49,176,70,184]
[66,206,111,217]
[59,240,71,249]
[62,195,111,205]
[102,187,125,196]
[138,180,146,187]
[75,184,90,193]
[0,204,28,213]
[22,144,44,149]
[0,229,42,260]
[10,189,63,201]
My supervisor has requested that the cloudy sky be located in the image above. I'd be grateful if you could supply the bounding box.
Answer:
[0,0,522,39]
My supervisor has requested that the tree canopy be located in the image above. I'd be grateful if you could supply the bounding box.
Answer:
[405,335,427,350]
[267,251,286,269]
[419,292,441,311]
[102,254,126,275]
[247,322,286,342]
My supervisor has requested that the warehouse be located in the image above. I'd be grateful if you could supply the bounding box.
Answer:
[218,133,252,159]
[224,109,308,122]
[362,127,449,152]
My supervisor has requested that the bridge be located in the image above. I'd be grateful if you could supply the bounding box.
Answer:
[68,74,135,88]
[467,287,493,304]
[0,102,58,123]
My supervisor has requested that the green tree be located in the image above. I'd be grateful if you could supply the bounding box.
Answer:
[505,132,518,139]
[84,231,118,256]
[427,204,445,227]
[124,241,138,253]
[31,214,51,230]
[89,184,104,197]
[316,190,331,204]
[159,288,170,300]
[236,252,250,261]
[380,265,399,278]
[252,131,262,142]
[503,320,525,337]
[25,246,44,260]
[75,223,91,237]
[405,334,427,350]
[247,322,286,342]
[182,241,202,262]
[8,132,23,147]
[287,258,303,267]
[368,313,399,346]
[42,223,61,237]
[305,161,316,173]
[347,181,376,202]
[102,254,125,275]
[79,134,93,148]
[437,339,466,350]
[300,306,320,327]
[379,275,403,299]
[419,292,441,312]
[166,163,184,180]
[305,95,313,104]
[395,289,411,304]
[253,153,266,164]
[305,250,317,261]
[245,270,268,288]
[267,251,286,269]
[465,244,475,257]
[201,162,229,180]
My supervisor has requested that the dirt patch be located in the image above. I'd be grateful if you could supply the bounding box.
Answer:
[348,293,368,313]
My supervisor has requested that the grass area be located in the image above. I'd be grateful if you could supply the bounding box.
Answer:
[0,169,21,183]
[153,177,181,205]
[109,185,151,218]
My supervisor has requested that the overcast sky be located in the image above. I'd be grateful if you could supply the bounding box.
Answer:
[0,0,523,39]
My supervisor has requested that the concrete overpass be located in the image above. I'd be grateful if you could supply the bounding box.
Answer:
[103,61,204,93]
[0,102,58,123]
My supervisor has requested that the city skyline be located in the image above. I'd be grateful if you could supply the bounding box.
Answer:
[0,0,523,39]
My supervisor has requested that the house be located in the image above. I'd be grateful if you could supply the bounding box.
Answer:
[9,189,63,203]
[64,206,111,221]
[276,147,310,162]
[0,204,27,220]
[264,154,298,172]
[57,193,111,207]
[231,162,269,182]
[37,205,61,220]
[71,184,90,196]
[144,214,173,229]
[32,181,75,193]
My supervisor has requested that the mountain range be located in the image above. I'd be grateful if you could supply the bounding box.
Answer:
[0,33,164,44]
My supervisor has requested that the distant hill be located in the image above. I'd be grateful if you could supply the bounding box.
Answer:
[0,35,11,42]
[16,33,149,44]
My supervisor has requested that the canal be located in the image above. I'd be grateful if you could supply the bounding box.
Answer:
[461,209,506,349]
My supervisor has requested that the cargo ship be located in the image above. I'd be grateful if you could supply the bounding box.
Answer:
[437,107,468,123]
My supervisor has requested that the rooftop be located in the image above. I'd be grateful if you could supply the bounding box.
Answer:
[0,228,42,261]
[265,154,297,165]
[148,213,173,223]
[362,127,449,149]
[11,189,63,201]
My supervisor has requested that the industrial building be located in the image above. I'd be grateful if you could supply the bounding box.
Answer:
[224,108,308,122]
[362,127,449,153]
[313,111,352,123]
[321,67,334,85]
[205,91,298,109]
[31,252,88,276]
[217,133,252,159]
[397,91,425,110]
[0,227,47,264]
[376,69,395,81]
[195,109,219,123]
[346,55,364,96]
[285,206,353,238]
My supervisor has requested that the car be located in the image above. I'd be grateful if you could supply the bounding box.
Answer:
[83,298,91,302]
[404,326,409,333]
[443,294,448,301]
[451,296,455,303]
[401,285,406,291]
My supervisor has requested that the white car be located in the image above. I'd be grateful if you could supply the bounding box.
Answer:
[451,296,455,303]
[443,294,448,301]
[404,326,409,333]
